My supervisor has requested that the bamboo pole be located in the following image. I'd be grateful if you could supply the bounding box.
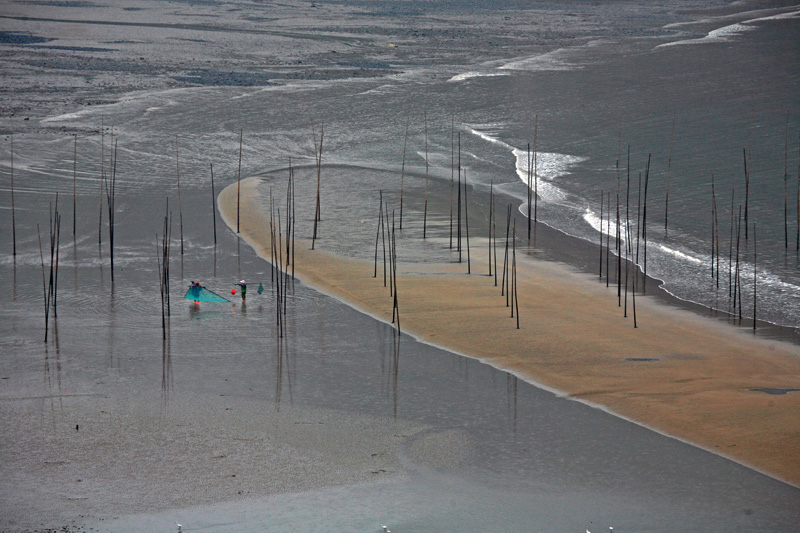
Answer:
[73,134,77,237]
[424,111,429,239]
[312,124,324,248]
[374,191,384,278]
[457,133,462,262]
[712,174,720,289]
[664,109,675,233]
[210,163,217,245]
[533,115,539,243]
[744,143,750,240]
[502,205,511,305]
[628,212,637,328]
[527,143,532,244]
[464,170,471,273]
[399,114,410,231]
[450,115,455,249]
[99,120,104,247]
[464,170,472,274]
[291,161,296,281]
[237,129,243,233]
[734,206,742,319]
[10,134,15,256]
[386,205,393,296]
[489,181,494,277]
[753,223,757,330]
[624,147,630,318]
[599,190,603,279]
[642,154,650,288]
[493,194,498,286]
[616,132,621,306]
[606,191,611,288]
[513,219,519,329]
[729,189,735,299]
[784,115,789,249]
[176,136,184,255]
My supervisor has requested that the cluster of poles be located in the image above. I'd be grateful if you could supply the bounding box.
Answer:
[268,163,297,339]
[6,114,800,344]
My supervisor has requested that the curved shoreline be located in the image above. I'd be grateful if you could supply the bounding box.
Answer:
[220,176,800,487]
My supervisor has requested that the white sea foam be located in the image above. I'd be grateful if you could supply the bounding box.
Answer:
[657,8,800,48]
[464,124,584,205]
[658,244,703,264]
[499,48,582,72]
[447,71,509,82]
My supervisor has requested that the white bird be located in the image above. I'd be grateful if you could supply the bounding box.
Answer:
[176,523,182,532]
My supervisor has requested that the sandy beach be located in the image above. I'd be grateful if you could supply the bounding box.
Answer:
[221,177,800,487]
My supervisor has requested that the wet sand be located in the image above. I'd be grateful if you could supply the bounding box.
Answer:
[221,177,800,487]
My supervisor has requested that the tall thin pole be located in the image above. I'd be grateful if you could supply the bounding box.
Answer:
[599,190,603,279]
[744,143,750,240]
[312,124,324,248]
[616,132,622,306]
[210,163,217,245]
[176,135,184,255]
[450,115,455,249]
[527,143,532,243]
[606,192,611,288]
[98,120,104,247]
[423,111,429,239]
[664,109,675,233]
[73,134,77,237]
[642,154,650,287]
[399,113,410,231]
[753,223,757,330]
[464,170,471,274]
[457,133,462,261]
[533,115,539,243]
[237,129,243,233]
[783,115,789,249]
[10,134,15,256]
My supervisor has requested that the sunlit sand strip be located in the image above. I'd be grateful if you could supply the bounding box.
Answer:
[220,177,800,487]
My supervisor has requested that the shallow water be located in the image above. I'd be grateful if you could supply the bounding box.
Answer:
[1,0,800,530]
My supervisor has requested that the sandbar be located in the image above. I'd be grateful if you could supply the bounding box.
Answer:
[220,177,800,487]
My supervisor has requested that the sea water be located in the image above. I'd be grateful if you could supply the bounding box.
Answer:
[1,0,800,530]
